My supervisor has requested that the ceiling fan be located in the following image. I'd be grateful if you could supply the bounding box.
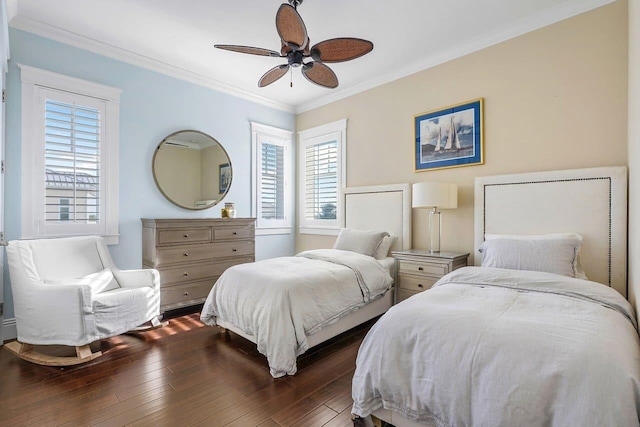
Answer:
[215,0,373,89]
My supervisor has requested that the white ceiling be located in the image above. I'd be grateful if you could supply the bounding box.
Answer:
[8,0,615,113]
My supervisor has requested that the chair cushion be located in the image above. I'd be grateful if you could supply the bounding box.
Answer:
[92,287,157,337]
[43,269,120,293]
[29,238,105,280]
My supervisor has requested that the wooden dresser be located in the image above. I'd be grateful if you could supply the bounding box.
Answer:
[142,218,255,312]
[392,249,469,303]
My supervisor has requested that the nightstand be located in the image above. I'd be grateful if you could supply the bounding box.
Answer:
[392,249,469,303]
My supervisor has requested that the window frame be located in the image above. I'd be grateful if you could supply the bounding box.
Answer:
[20,64,121,244]
[251,122,293,236]
[298,118,347,236]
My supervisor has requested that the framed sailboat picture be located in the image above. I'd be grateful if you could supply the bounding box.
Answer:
[414,98,484,172]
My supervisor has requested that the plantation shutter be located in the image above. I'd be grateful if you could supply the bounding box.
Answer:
[44,98,101,224]
[304,140,337,220]
[260,142,285,220]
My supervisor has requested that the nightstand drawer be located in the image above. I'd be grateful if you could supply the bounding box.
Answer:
[398,274,438,292]
[396,289,418,303]
[398,260,448,276]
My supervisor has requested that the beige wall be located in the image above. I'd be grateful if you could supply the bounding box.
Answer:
[296,1,628,264]
[628,0,639,313]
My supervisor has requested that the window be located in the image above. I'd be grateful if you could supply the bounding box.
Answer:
[20,65,121,244]
[251,122,293,235]
[298,119,346,235]
[59,199,70,222]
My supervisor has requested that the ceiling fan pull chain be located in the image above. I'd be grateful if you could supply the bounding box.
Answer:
[290,67,293,87]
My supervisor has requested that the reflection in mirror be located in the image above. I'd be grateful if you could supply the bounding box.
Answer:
[153,130,232,210]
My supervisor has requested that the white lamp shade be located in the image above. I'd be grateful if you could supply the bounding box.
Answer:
[412,182,458,209]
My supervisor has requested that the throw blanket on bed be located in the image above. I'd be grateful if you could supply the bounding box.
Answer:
[200,249,393,378]
[352,267,640,426]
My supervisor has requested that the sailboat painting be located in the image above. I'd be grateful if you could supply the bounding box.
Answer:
[414,98,484,172]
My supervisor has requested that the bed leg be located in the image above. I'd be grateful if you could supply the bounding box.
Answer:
[219,327,228,334]
[352,415,374,427]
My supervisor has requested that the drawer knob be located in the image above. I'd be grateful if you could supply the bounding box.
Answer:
[233,231,237,235]
[184,252,189,257]
[183,272,189,277]
[183,233,189,238]
[418,267,424,271]
[232,248,237,252]
[418,284,424,288]
[183,292,189,296]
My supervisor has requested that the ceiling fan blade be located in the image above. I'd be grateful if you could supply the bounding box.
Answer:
[301,62,338,89]
[276,4,308,50]
[215,45,281,57]
[259,64,290,87]
[310,38,374,63]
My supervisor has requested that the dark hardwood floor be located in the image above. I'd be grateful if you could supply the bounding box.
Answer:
[0,310,376,427]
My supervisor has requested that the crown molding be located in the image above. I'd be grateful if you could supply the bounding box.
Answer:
[295,0,617,113]
[8,0,615,115]
[9,15,295,113]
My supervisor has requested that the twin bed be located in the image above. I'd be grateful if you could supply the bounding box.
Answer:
[353,166,640,426]
[200,183,411,377]
[199,166,640,426]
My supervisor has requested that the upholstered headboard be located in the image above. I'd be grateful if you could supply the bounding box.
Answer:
[474,167,627,297]
[343,184,411,252]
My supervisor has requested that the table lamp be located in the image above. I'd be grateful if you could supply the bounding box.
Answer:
[412,182,458,253]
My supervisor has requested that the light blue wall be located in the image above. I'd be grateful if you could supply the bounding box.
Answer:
[3,29,296,319]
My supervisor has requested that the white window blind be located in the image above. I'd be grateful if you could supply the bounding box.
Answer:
[251,122,293,235]
[261,142,285,220]
[45,99,101,224]
[298,119,346,235]
[304,140,337,220]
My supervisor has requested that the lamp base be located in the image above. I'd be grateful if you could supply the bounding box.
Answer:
[429,209,441,253]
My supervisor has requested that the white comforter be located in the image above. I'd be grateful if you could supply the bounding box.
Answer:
[200,249,393,378]
[352,267,640,426]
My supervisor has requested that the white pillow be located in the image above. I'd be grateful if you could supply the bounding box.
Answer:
[44,268,120,293]
[479,233,585,278]
[374,235,396,260]
[333,228,389,257]
[484,233,587,279]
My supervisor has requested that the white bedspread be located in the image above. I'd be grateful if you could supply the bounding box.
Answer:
[200,249,393,378]
[352,267,640,426]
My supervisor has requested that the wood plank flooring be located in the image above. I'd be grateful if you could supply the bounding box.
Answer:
[0,310,376,427]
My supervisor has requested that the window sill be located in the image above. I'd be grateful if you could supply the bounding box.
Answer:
[298,226,340,236]
[256,227,292,236]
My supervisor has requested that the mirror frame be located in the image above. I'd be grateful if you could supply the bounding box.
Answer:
[152,129,232,210]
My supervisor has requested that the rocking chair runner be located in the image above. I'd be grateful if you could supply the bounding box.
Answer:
[5,235,166,366]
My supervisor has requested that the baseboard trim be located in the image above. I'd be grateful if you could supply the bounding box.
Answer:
[2,317,17,343]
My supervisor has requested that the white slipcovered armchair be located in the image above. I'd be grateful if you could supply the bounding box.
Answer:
[5,235,164,365]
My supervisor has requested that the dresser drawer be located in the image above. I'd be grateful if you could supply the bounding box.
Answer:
[214,226,254,241]
[398,274,438,292]
[396,289,418,303]
[161,281,213,307]
[156,241,254,266]
[157,227,211,245]
[398,260,448,276]
[159,257,252,286]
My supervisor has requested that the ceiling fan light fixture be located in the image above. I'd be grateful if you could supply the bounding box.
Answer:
[215,1,373,89]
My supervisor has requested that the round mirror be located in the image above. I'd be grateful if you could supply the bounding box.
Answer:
[153,130,232,210]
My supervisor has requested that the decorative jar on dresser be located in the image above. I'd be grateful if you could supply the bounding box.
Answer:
[392,249,469,303]
[142,218,255,312]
